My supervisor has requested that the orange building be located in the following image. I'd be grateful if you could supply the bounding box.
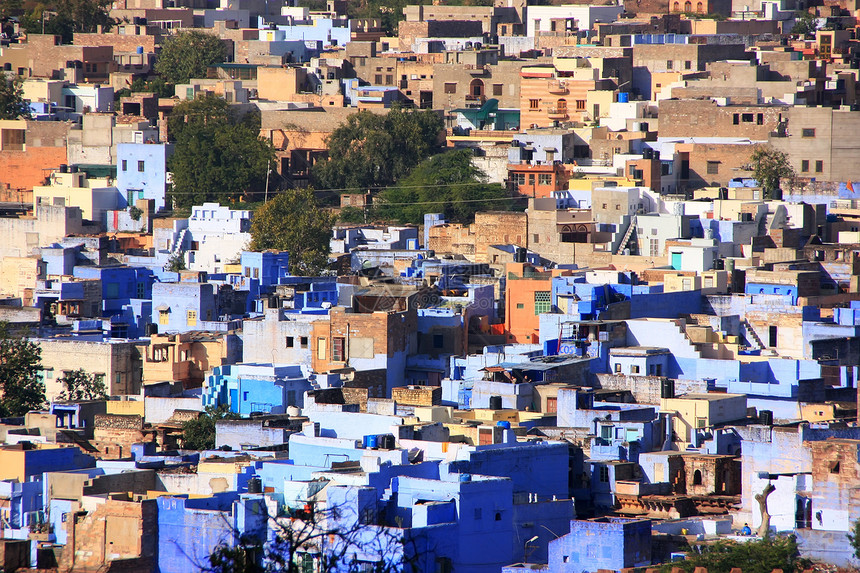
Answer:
[504,262,572,343]
[519,65,611,128]
[507,162,569,198]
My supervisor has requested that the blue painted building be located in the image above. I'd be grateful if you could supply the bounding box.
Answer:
[204,363,313,415]
[116,143,174,211]
[157,493,268,573]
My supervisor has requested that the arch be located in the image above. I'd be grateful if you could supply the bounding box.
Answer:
[692,469,703,485]
[469,78,484,99]
[673,1,680,9]
[684,0,691,10]
[696,1,704,11]
[556,98,567,111]
[561,225,572,233]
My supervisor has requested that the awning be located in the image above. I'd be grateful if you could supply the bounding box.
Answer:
[155,304,170,312]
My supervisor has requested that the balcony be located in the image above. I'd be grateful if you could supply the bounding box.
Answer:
[465,94,486,104]
[547,80,568,94]
[547,107,568,120]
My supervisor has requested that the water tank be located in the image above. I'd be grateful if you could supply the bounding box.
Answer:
[618,92,629,103]
[632,121,642,132]
[514,247,527,263]
[759,410,774,426]
[59,164,68,173]
[367,434,379,449]
[247,476,262,494]
[660,379,675,399]
[380,434,395,449]
[643,148,652,159]
[496,420,511,429]
[136,46,144,54]
[489,395,503,409]
[459,473,472,482]
[145,323,158,336]
[286,405,301,417]
[69,165,78,173]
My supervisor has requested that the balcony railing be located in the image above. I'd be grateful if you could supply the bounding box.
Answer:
[547,107,568,119]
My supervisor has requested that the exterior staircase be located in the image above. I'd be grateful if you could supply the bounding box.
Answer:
[615,215,638,255]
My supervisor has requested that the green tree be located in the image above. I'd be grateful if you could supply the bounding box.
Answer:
[249,188,335,276]
[181,405,237,450]
[154,30,227,85]
[847,519,860,561]
[0,0,23,19]
[0,322,45,417]
[312,107,443,192]
[20,0,116,43]
[56,368,108,401]
[166,251,186,272]
[792,11,817,36]
[114,77,175,101]
[0,71,31,120]
[669,535,809,573]
[375,149,513,224]
[750,146,795,200]
[167,96,274,209]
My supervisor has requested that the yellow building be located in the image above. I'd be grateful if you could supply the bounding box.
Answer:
[0,443,71,482]
[660,393,747,446]
[33,170,118,223]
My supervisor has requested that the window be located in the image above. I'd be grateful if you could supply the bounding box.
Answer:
[742,113,754,122]
[444,82,457,94]
[332,337,345,361]
[614,363,621,373]
[546,396,557,413]
[693,469,703,485]
[769,325,778,347]
[704,276,714,288]
[830,461,841,474]
[815,160,823,173]
[534,291,551,315]
[516,303,525,309]
[374,74,382,84]
[802,128,816,138]
[300,336,308,348]
[44,368,54,379]
[187,310,197,327]
[696,417,707,428]
[631,365,640,373]
[575,99,586,111]
[385,74,392,84]
[286,336,294,348]
[601,426,612,439]
[756,113,764,125]
[649,238,660,256]
[598,465,609,482]
[287,390,296,406]
[433,334,444,348]
[528,174,535,186]
[666,60,673,69]
[159,310,169,325]
[136,282,146,299]
[317,337,327,360]
[733,113,739,125]
[529,98,540,110]
[137,160,145,172]
[533,233,540,244]
[493,83,503,95]
[801,160,809,173]
[684,60,692,70]
[106,283,119,298]
[538,173,552,185]
[121,160,127,171]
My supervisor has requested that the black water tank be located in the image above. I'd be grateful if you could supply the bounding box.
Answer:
[489,395,503,409]
[759,410,773,426]
[514,247,527,263]
[380,434,395,450]
[59,164,68,173]
[660,379,675,399]
[247,476,262,494]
